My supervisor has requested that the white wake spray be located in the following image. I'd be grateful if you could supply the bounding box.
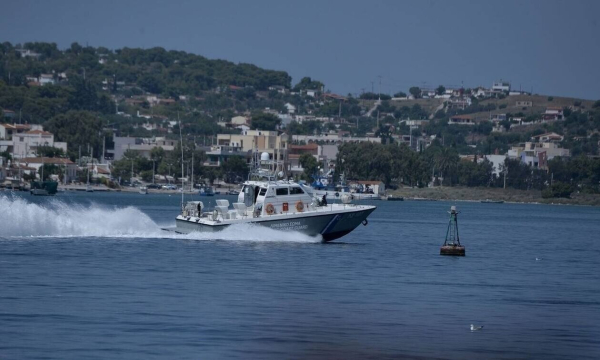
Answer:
[0,195,320,243]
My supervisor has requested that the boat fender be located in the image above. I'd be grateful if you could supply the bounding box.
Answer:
[362,219,368,226]
[212,209,218,220]
[295,201,304,212]
[266,203,275,215]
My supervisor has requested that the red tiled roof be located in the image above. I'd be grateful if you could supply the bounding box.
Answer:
[289,143,318,150]
[19,157,74,165]
[1,123,31,130]
[26,130,53,135]
[450,115,473,120]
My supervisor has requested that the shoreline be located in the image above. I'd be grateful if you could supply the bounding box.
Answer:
[390,186,600,207]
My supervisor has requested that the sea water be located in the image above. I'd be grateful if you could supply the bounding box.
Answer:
[1,192,599,359]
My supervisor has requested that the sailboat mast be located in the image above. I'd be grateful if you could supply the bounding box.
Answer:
[179,113,184,208]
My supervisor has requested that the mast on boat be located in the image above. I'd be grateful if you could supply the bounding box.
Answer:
[179,112,184,209]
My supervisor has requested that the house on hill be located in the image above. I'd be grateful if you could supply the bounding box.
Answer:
[492,81,510,92]
[531,132,564,143]
[543,107,564,121]
[268,85,288,94]
[449,114,475,125]
[284,103,296,114]
[304,89,321,98]
[516,100,533,107]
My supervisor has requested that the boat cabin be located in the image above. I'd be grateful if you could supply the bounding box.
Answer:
[238,181,314,216]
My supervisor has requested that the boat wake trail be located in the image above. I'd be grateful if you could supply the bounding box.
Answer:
[0,195,320,243]
[0,194,159,238]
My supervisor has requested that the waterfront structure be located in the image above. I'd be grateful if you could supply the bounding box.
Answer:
[16,157,77,183]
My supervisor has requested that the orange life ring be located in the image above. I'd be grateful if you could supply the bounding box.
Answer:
[266,203,275,215]
[295,201,304,212]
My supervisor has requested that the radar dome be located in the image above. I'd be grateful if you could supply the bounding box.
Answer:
[260,152,270,161]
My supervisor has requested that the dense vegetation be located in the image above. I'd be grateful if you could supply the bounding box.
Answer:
[336,141,600,196]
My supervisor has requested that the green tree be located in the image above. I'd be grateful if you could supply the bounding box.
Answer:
[299,153,318,180]
[542,182,573,198]
[436,85,446,96]
[36,145,65,158]
[409,86,421,98]
[250,112,281,130]
[221,156,249,183]
[434,147,459,185]
[43,110,103,160]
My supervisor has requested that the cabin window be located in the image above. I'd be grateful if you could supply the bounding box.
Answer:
[289,187,304,195]
[259,188,267,196]
[276,187,289,196]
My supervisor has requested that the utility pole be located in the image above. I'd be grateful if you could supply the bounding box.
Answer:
[378,75,382,101]
[371,81,374,94]
[503,167,507,189]
[191,150,194,191]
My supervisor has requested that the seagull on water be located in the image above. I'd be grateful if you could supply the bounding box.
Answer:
[536,257,542,261]
[470,324,484,331]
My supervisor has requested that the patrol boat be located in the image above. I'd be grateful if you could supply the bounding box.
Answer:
[170,152,376,242]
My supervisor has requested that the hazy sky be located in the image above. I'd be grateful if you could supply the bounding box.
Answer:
[2,0,600,99]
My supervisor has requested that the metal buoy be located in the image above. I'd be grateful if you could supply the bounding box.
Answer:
[440,206,465,256]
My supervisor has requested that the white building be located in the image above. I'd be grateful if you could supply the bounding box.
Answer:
[480,155,507,177]
[12,130,67,159]
[284,103,296,114]
[492,81,510,92]
[16,157,78,183]
[305,89,320,97]
[111,136,178,161]
[231,116,249,126]
[39,74,56,86]
[543,107,564,121]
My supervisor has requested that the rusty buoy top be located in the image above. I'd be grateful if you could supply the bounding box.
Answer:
[440,206,465,256]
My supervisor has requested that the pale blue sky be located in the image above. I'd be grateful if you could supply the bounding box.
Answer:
[2,0,600,99]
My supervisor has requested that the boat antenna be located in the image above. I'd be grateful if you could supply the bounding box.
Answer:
[179,112,184,209]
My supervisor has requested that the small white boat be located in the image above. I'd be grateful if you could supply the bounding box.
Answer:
[86,184,94,192]
[139,186,148,194]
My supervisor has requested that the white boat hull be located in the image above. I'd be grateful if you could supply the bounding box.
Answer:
[313,189,381,200]
[173,204,376,242]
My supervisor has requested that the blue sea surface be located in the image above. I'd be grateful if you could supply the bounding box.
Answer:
[1,191,599,359]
